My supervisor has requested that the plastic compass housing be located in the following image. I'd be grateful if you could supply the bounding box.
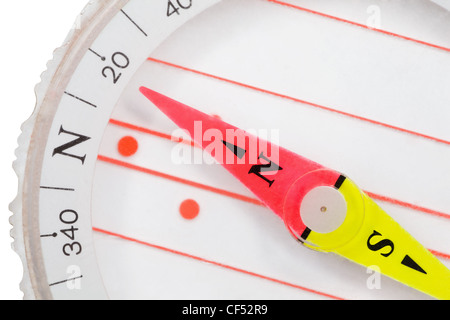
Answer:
[11,0,450,300]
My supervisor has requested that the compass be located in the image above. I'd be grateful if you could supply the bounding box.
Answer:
[10,0,450,300]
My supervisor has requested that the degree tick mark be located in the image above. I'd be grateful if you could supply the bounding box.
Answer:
[40,233,58,238]
[120,9,148,37]
[88,48,106,61]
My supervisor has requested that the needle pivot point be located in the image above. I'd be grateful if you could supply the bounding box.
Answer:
[300,186,347,234]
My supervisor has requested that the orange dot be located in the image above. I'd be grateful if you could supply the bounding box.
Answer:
[179,199,200,220]
[118,136,138,157]
[211,114,222,120]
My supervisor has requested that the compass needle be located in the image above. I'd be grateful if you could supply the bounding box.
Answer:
[12,0,450,300]
[141,87,450,300]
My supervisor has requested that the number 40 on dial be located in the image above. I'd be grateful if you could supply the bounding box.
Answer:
[167,0,193,17]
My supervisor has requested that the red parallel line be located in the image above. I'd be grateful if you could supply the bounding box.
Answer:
[428,249,450,261]
[97,154,450,260]
[109,119,450,221]
[109,119,197,147]
[365,191,450,220]
[146,57,450,147]
[98,155,263,207]
[267,0,450,53]
[92,226,343,300]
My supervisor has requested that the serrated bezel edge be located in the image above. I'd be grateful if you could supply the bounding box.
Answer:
[9,0,108,300]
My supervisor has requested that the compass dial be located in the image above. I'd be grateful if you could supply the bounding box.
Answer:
[11,0,450,300]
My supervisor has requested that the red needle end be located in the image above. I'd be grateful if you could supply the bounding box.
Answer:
[139,87,340,239]
[139,86,235,147]
[139,87,191,123]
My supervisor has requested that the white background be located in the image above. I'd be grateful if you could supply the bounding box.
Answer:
[0,0,87,300]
